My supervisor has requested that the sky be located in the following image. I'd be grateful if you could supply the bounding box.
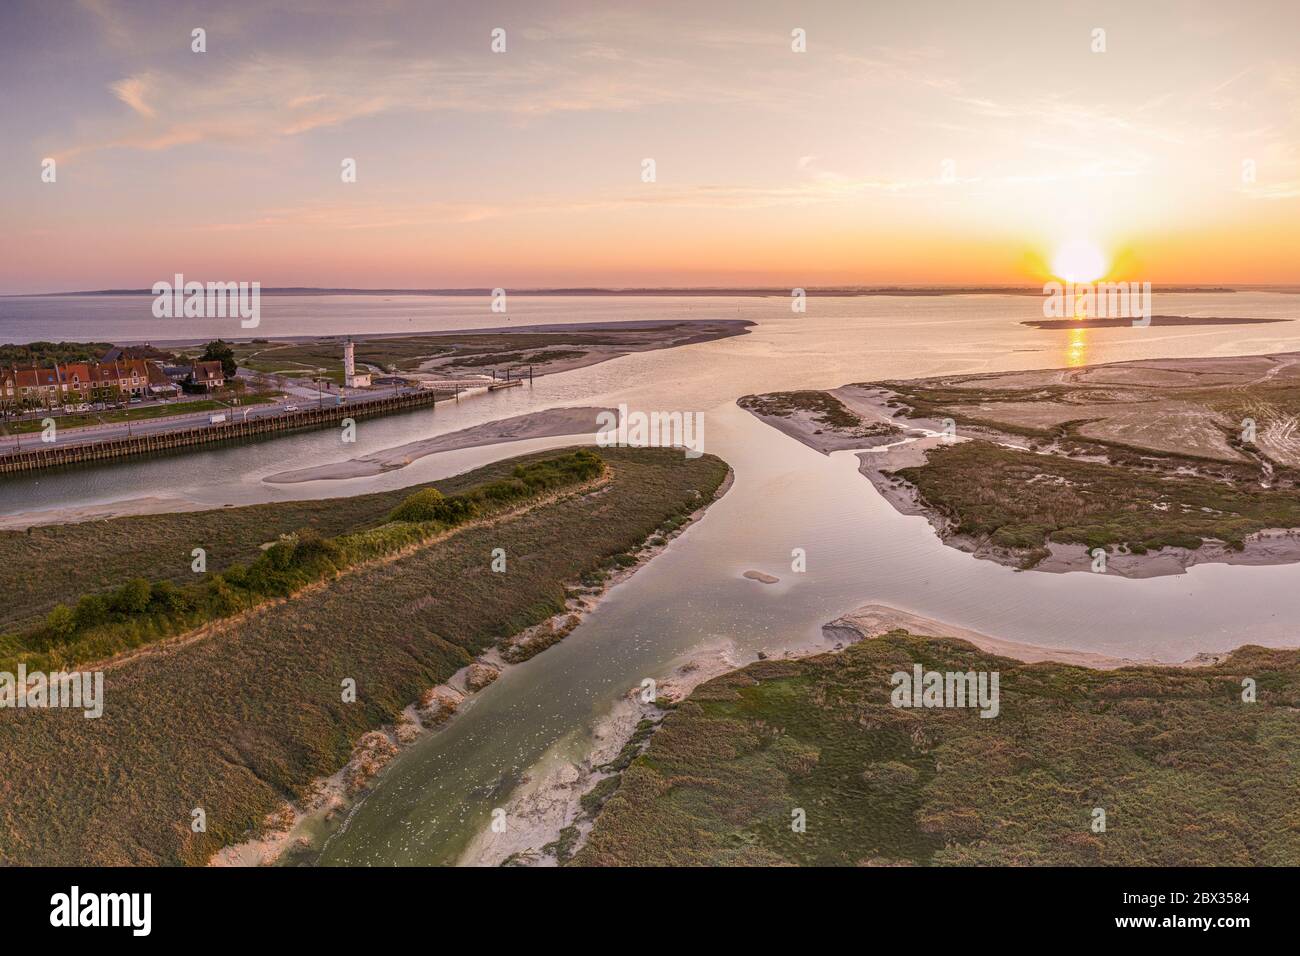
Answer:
[0,0,1297,293]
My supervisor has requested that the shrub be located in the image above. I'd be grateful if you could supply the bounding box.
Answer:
[72,593,109,629]
[109,579,152,616]
[44,605,77,641]
[389,488,447,523]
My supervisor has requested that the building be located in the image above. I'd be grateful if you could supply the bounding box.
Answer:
[343,339,371,388]
[189,361,226,392]
[0,358,175,411]
[146,363,180,398]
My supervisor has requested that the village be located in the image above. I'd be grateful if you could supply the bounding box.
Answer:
[0,352,226,415]
[0,334,543,468]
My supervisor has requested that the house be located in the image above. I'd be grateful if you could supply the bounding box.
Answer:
[189,361,226,392]
[0,358,170,411]
[147,363,180,398]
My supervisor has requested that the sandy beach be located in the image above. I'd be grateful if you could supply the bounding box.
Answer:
[820,603,1156,669]
[263,406,614,483]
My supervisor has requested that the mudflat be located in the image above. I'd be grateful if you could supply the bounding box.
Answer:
[740,352,1300,578]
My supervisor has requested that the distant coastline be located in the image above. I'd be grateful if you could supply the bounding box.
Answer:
[6,285,1268,298]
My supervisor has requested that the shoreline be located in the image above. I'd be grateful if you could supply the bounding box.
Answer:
[0,495,214,531]
[209,465,735,867]
[455,580,851,867]
[2,316,756,351]
[262,406,615,483]
[498,598,1243,867]
[740,381,1300,579]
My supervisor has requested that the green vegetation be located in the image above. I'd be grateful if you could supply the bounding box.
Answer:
[540,824,582,864]
[0,341,115,364]
[0,446,728,865]
[200,339,238,378]
[575,632,1300,866]
[1,451,607,674]
[894,440,1300,564]
[387,451,602,524]
[597,718,659,773]
[0,342,178,365]
[740,390,895,435]
[0,448,603,636]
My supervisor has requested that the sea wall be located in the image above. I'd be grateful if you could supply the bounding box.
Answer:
[0,390,452,475]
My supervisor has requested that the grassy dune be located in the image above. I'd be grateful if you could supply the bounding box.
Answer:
[0,452,576,635]
[0,446,728,865]
[575,632,1300,866]
[3,451,607,673]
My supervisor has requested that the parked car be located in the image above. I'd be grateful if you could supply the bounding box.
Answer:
[284,404,299,412]
[208,413,227,425]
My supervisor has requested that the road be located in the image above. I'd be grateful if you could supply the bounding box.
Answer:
[0,380,422,456]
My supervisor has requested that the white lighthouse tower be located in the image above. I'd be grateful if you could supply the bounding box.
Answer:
[343,338,371,389]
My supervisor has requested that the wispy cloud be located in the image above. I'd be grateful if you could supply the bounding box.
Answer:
[110,73,157,117]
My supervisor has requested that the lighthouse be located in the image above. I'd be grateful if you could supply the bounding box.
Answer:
[343,338,371,388]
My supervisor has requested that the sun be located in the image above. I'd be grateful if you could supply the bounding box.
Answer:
[1051,239,1108,283]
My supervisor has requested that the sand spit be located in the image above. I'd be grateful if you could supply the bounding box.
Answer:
[263,406,614,483]
[210,467,734,867]
[1022,315,1290,330]
[0,495,210,530]
[737,389,911,456]
[741,380,1300,580]
[821,604,1154,669]
[413,319,753,381]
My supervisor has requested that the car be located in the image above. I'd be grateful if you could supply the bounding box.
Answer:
[284,404,299,412]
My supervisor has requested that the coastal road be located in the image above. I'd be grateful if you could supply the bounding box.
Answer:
[0,383,419,456]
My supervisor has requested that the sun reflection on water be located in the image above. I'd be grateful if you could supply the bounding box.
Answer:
[1066,327,1087,367]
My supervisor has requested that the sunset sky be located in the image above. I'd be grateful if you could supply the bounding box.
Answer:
[1,0,1297,293]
